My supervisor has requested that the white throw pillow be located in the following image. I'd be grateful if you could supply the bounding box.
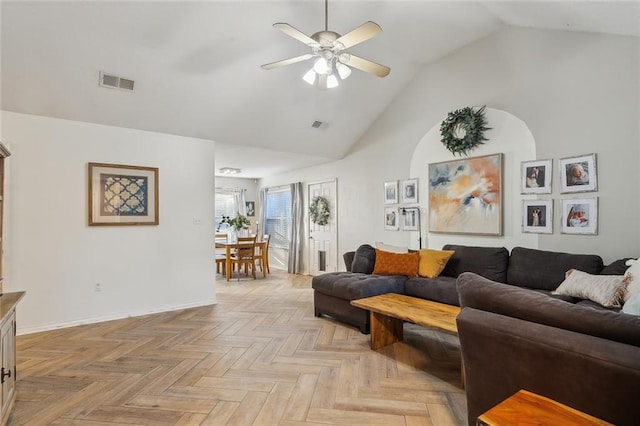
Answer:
[622,292,640,316]
[554,269,628,308]
[375,242,409,253]
[624,259,640,302]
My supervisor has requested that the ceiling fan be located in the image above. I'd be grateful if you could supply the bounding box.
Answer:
[261,0,390,90]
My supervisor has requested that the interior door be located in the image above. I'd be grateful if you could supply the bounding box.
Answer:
[308,179,337,276]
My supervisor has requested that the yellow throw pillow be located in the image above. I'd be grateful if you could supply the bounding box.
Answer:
[419,249,455,278]
[373,249,420,278]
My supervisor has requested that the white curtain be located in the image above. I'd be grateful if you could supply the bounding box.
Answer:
[288,182,304,274]
[234,189,247,216]
[258,188,267,237]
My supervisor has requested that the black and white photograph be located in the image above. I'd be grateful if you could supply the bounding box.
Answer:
[560,153,597,193]
[401,178,418,203]
[402,208,419,231]
[561,197,598,235]
[245,201,255,216]
[384,181,398,204]
[522,199,552,234]
[384,207,399,230]
[521,159,552,194]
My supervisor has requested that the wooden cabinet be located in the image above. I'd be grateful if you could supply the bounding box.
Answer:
[0,292,23,426]
[0,143,22,425]
[0,143,9,295]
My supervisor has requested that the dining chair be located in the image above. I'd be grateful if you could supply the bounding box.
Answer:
[229,236,257,281]
[215,233,228,274]
[256,234,271,277]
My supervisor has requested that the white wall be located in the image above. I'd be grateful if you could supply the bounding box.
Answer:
[261,27,639,266]
[1,112,217,334]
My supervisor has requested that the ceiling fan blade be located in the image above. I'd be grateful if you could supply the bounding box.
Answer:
[340,54,390,78]
[334,21,381,49]
[261,54,314,70]
[273,23,318,47]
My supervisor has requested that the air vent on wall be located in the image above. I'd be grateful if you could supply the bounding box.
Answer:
[99,71,135,91]
[311,120,324,128]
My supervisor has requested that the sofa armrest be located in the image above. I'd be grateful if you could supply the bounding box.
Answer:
[343,251,355,271]
[457,307,640,426]
[457,272,640,346]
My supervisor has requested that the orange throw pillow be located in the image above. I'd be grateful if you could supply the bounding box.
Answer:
[373,249,420,277]
[419,249,455,278]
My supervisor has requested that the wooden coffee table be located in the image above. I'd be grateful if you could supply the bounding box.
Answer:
[477,389,613,425]
[350,293,461,350]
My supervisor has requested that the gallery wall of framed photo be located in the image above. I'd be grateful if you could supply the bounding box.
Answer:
[521,153,598,235]
[384,179,420,233]
[383,152,599,242]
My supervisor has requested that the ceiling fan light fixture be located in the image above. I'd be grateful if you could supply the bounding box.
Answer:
[327,74,339,89]
[336,62,351,80]
[302,68,316,85]
[313,57,330,75]
[264,0,389,88]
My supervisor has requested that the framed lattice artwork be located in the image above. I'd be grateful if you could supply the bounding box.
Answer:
[88,162,159,226]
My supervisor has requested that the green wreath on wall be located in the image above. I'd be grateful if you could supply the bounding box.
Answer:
[440,106,491,156]
[309,196,330,226]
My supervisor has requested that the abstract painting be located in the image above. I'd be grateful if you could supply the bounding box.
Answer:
[428,153,503,235]
[88,163,159,226]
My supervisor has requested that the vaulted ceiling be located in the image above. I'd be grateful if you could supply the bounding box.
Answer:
[2,1,638,178]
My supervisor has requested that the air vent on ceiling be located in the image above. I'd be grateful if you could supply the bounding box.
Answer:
[311,121,324,128]
[99,71,135,91]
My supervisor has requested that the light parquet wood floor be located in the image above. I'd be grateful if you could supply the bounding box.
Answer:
[11,270,466,425]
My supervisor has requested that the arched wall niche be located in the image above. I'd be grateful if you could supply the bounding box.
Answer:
[409,108,539,251]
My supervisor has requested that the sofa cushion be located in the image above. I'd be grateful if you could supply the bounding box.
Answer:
[405,276,459,306]
[343,251,355,272]
[373,249,419,277]
[375,242,409,253]
[312,272,407,300]
[351,244,376,274]
[457,272,640,347]
[441,245,509,282]
[600,258,633,275]
[554,269,628,308]
[418,249,455,278]
[507,246,604,291]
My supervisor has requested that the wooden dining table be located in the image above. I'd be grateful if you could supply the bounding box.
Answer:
[215,239,267,281]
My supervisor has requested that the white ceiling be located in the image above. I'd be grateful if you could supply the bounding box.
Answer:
[2,1,639,178]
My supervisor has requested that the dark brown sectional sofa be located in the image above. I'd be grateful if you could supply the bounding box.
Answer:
[311,243,640,425]
[457,272,640,426]
[312,243,611,333]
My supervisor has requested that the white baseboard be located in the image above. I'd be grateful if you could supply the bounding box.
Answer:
[17,298,218,336]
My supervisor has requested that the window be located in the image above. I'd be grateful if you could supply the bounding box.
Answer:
[265,187,291,250]
[215,192,236,232]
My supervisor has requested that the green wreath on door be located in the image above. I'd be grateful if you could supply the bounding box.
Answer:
[309,196,330,226]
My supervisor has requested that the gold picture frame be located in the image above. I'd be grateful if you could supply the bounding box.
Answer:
[88,162,159,226]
